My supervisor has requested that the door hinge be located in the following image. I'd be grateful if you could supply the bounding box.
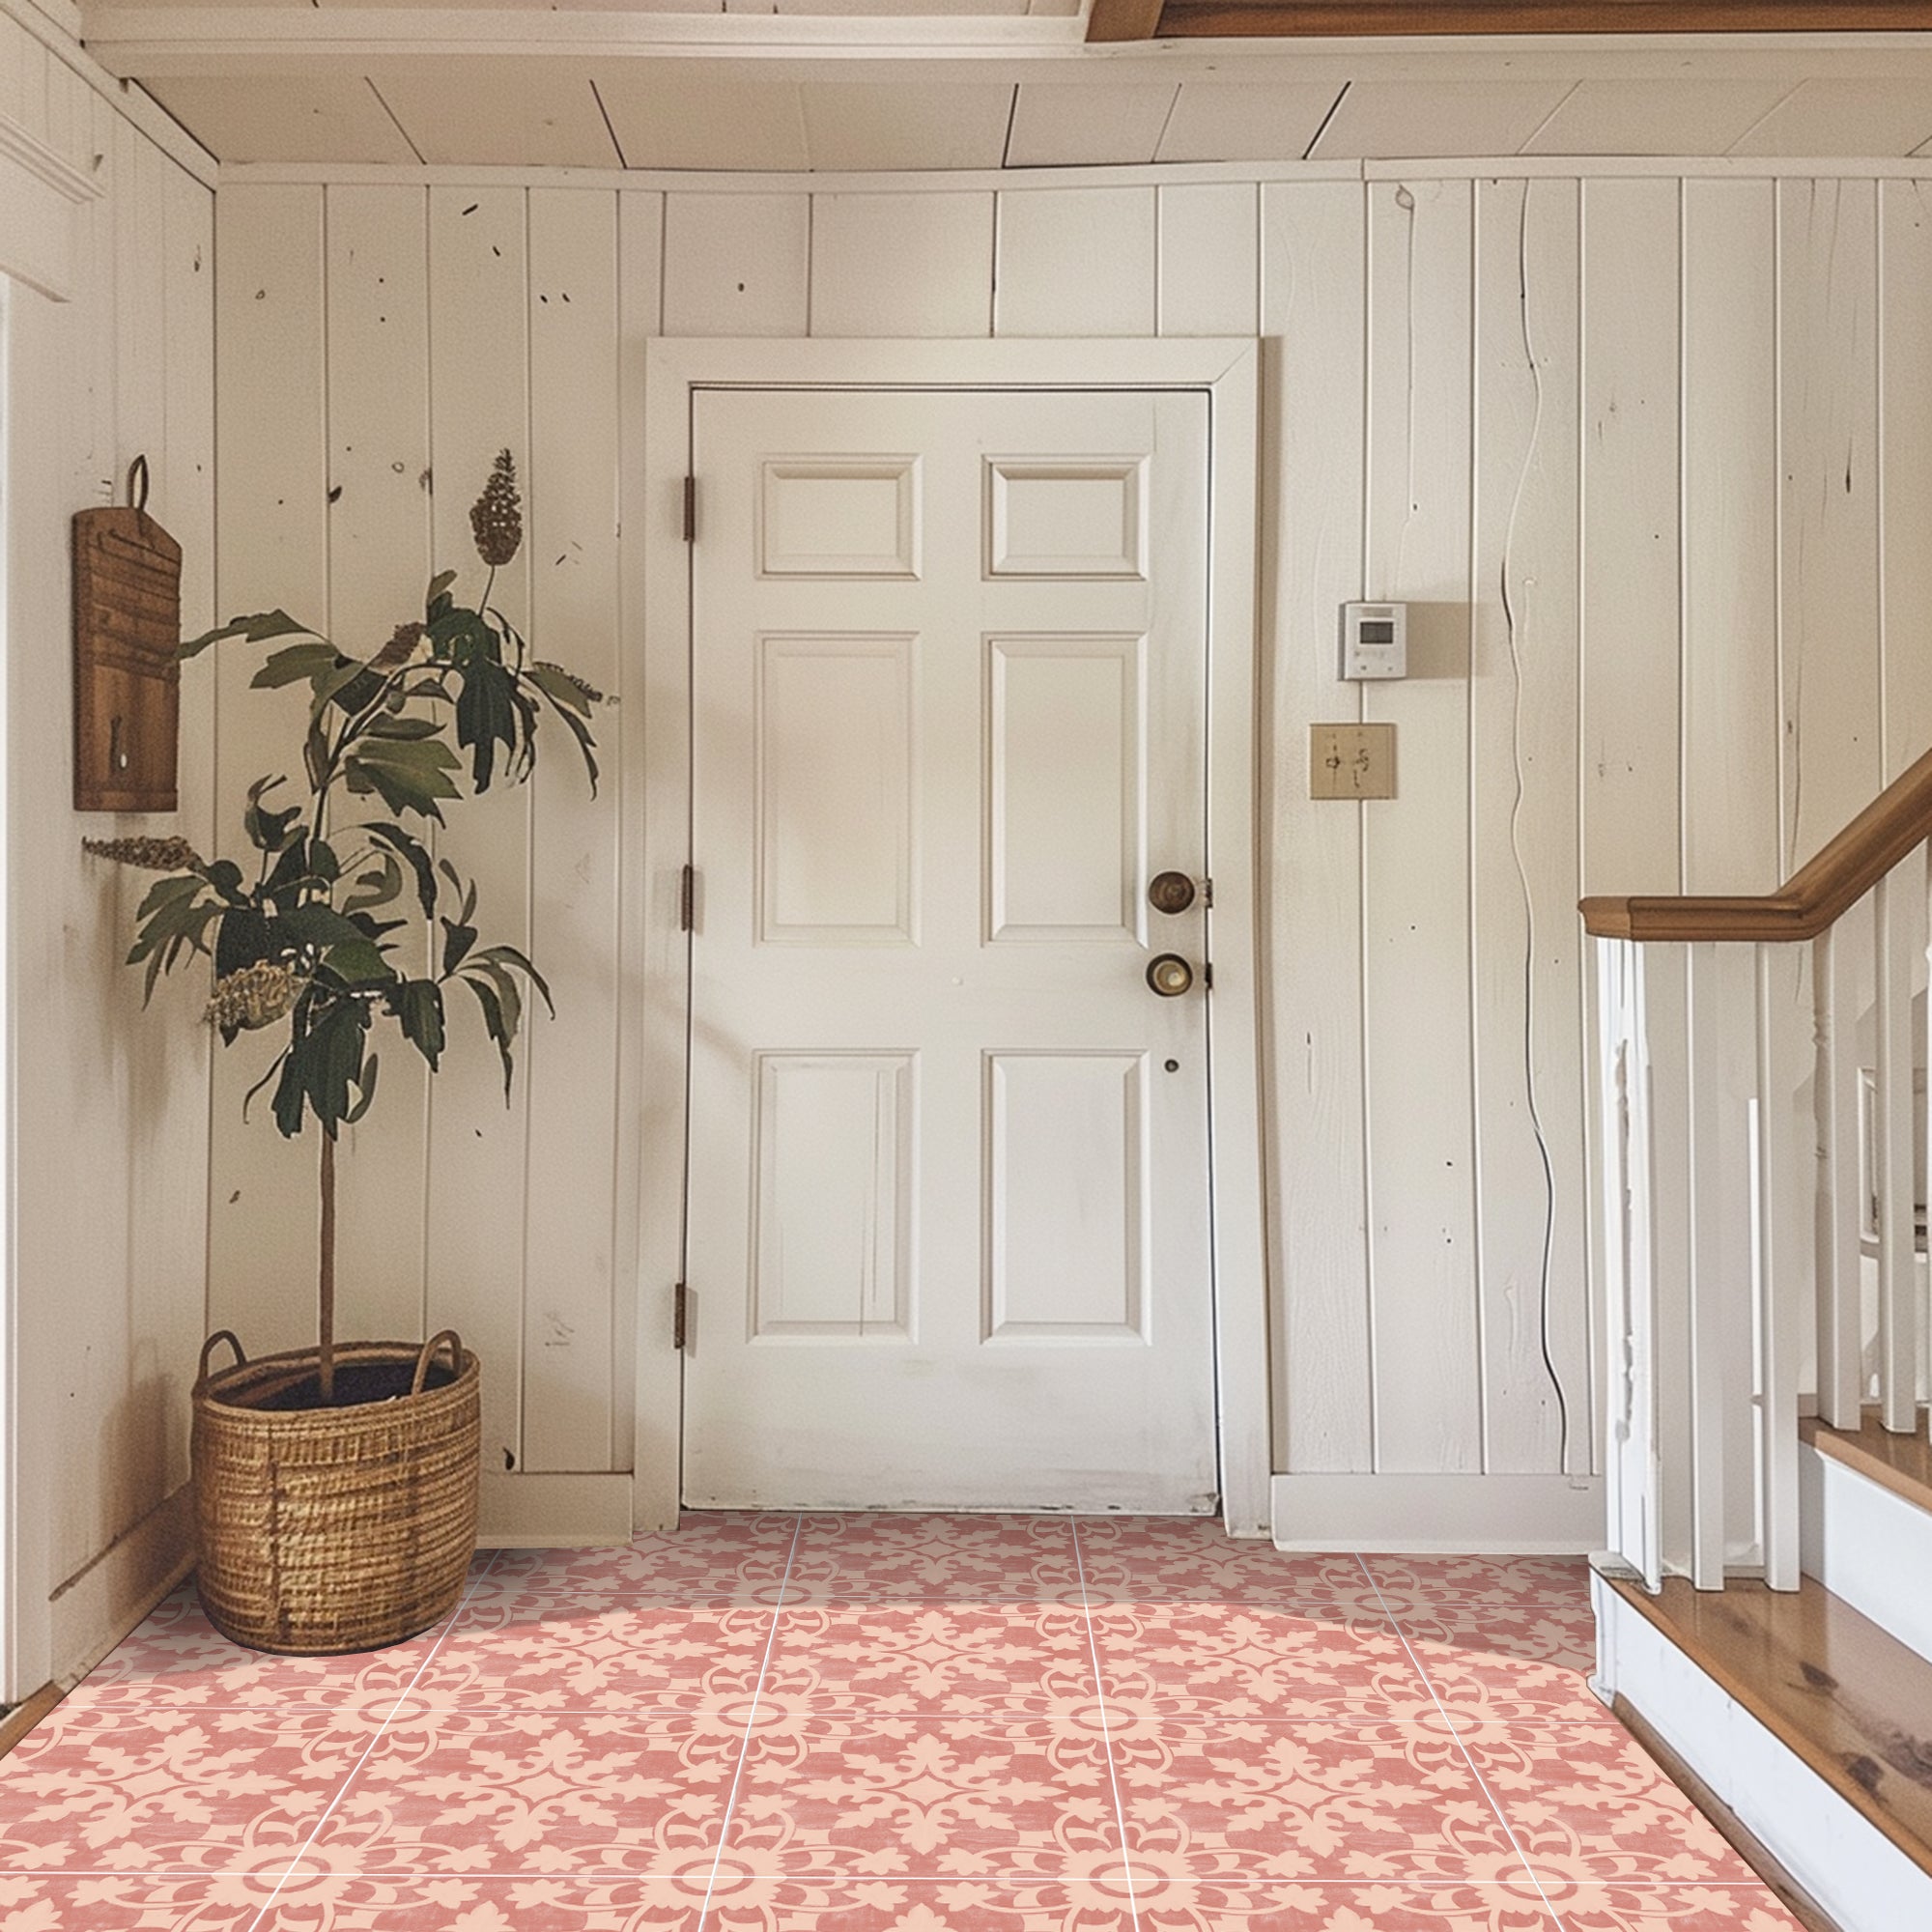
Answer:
[673,1282,690,1351]
[682,475,697,543]
[1203,961,1214,991]
[1200,877,1214,909]
[679,863,696,931]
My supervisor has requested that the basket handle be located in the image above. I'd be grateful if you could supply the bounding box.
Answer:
[196,1330,245,1386]
[412,1329,463,1396]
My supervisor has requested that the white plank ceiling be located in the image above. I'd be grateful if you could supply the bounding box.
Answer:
[77,6,1932,168]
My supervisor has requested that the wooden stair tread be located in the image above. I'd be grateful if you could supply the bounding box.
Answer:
[1801,1412,1932,1517]
[1608,1571,1932,1879]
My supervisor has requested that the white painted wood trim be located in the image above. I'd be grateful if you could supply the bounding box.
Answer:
[0,109,94,300]
[1593,1567,1932,1932]
[478,1471,635,1548]
[1271,1473,1605,1553]
[0,0,80,52]
[46,1485,194,1690]
[1800,1442,1932,1667]
[0,277,17,1704]
[0,114,97,206]
[639,334,1267,1534]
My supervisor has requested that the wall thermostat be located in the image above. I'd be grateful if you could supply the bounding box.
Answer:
[1339,602,1408,681]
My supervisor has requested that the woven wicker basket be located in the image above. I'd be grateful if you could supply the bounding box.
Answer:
[191,1330,481,1656]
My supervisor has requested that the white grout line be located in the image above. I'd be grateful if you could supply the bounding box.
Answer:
[241,1548,506,1932]
[1350,1552,1569,1932]
[696,1513,802,1932]
[1071,1519,1139,1931]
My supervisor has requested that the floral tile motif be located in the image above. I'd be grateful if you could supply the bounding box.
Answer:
[0,1874,276,1930]
[1109,1719,1531,1885]
[1073,1525,1387,1611]
[1535,1886,1808,1930]
[1089,1604,1431,1721]
[399,1595,774,1714]
[0,1705,366,1876]
[1361,1557,1595,1615]
[781,1518,1085,1604]
[1399,1635,1615,1727]
[758,1604,1098,1717]
[303,1710,744,1877]
[705,1876,1141,1932]
[255,1873,712,1929]
[720,1715,1123,1880]
[1460,1731,1763,1886]
[1387,1605,1599,1676]
[69,1588,440,1717]
[1129,1877,1560,1930]
[484,1515,799,1602]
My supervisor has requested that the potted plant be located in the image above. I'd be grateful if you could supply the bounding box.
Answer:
[84,453,602,1655]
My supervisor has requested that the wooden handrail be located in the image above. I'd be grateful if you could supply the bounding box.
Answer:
[1580,745,1932,942]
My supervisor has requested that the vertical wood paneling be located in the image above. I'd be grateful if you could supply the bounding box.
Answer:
[324,185,434,1346]
[424,185,535,1474]
[523,190,621,1472]
[1159,183,1259,337]
[1683,181,1780,897]
[210,186,329,1356]
[1470,177,1589,1475]
[663,193,809,337]
[995,187,1157,337]
[1262,180,1371,1476]
[810,193,993,339]
[1880,181,1932,778]
[614,189,664,1480]
[1363,177,1480,1474]
[1579,179,1682,898]
[1778,179,1882,874]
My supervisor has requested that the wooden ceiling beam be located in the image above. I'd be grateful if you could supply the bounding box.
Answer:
[1155,0,1932,33]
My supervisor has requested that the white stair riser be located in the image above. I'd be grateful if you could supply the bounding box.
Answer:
[1593,1572,1932,1932]
[1800,1444,1932,1664]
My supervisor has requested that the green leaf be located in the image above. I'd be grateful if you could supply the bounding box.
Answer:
[251,641,343,691]
[526,662,592,718]
[389,979,445,1070]
[342,737,462,823]
[213,905,274,981]
[454,656,520,792]
[457,972,515,1100]
[365,823,437,918]
[276,993,371,1138]
[470,942,554,1017]
[440,917,477,979]
[340,852,403,916]
[425,569,457,611]
[344,1052,381,1124]
[242,776,302,855]
[465,955,523,1043]
[360,716,443,741]
[180,610,315,662]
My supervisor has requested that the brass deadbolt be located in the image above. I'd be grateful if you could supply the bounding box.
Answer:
[1146,953,1195,998]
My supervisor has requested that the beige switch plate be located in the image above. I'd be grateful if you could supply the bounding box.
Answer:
[1309,723,1396,800]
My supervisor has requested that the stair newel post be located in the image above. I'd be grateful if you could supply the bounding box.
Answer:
[319,1128,337,1406]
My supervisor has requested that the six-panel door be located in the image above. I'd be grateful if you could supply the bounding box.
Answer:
[681,386,1215,1512]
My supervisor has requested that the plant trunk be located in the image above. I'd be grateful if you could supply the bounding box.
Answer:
[319,1129,336,1405]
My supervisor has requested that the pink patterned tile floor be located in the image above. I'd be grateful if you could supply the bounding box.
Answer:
[0,1519,1804,1931]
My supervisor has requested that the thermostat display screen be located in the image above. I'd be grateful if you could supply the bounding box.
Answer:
[1359,620,1395,644]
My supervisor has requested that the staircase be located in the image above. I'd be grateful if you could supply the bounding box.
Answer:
[1584,752,1932,1932]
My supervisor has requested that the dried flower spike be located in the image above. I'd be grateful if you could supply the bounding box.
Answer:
[470,450,522,569]
[205,960,303,1033]
[83,836,203,872]
[533,662,606,706]
[374,621,424,670]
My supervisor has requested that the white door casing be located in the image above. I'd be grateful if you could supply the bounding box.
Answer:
[637,338,1267,1535]
[683,384,1212,1512]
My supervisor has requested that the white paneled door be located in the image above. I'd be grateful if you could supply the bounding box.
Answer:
[681,385,1216,1512]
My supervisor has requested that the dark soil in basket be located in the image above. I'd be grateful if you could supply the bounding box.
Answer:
[248,1360,460,1411]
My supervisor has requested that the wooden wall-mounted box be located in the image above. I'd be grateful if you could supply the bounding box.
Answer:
[72,497,181,813]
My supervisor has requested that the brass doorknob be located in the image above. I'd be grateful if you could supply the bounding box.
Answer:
[1146,953,1195,998]
[1148,871,1197,915]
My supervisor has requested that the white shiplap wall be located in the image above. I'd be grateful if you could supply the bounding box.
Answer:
[211,167,1919,1523]
[2,12,214,1690]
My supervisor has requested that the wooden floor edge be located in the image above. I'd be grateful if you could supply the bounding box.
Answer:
[1613,1694,1841,1932]
[0,1684,64,1763]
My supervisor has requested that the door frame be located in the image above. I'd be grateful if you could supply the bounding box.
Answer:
[635,336,1268,1537]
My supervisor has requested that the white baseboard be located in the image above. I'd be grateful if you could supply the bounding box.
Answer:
[477,1471,634,1548]
[1270,1473,1604,1553]
[1593,1570,1932,1932]
[46,1485,194,1687]
[1801,1443,1932,1664]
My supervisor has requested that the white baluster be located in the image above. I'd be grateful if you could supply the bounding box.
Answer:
[1813,919,1863,1429]
[1755,943,1807,1591]
[1876,869,1921,1433]
[1686,943,1739,1588]
[1649,945,1694,1587]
